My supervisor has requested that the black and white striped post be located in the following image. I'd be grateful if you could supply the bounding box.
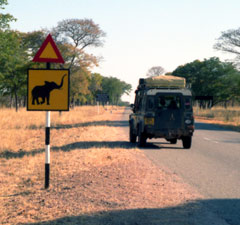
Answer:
[45,111,50,189]
[45,62,51,189]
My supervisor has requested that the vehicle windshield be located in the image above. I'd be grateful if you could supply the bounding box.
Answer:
[156,95,181,109]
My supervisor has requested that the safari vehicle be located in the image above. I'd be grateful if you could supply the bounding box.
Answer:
[129,75,194,148]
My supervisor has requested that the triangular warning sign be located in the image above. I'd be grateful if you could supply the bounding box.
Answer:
[33,34,64,63]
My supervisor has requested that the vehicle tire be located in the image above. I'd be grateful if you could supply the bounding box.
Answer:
[138,129,147,147]
[129,125,137,143]
[182,136,192,149]
[169,138,177,144]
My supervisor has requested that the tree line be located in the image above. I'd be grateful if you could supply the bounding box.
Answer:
[147,30,240,108]
[172,57,240,108]
[0,1,132,111]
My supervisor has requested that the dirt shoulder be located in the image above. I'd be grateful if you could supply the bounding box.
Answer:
[0,107,227,225]
[195,116,240,132]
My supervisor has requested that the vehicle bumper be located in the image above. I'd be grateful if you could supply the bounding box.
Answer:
[144,126,194,139]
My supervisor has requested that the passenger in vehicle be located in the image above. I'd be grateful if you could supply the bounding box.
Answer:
[168,99,178,109]
[158,97,166,109]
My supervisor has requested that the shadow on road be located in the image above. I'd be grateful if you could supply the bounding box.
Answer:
[142,141,184,150]
[24,199,240,225]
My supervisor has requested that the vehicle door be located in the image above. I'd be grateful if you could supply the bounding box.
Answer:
[154,93,184,130]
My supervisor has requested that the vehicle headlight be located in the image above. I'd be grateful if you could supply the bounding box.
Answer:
[144,117,155,125]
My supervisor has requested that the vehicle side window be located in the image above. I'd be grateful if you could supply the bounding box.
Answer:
[147,97,154,110]
[134,92,141,111]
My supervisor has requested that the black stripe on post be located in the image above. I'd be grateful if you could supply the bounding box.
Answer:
[45,163,50,189]
[45,127,50,145]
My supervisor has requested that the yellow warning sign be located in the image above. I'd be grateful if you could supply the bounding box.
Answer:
[39,42,58,59]
[27,69,69,111]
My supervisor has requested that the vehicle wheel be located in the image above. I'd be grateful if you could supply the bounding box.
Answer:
[129,125,137,143]
[138,129,147,147]
[169,138,177,144]
[182,136,192,149]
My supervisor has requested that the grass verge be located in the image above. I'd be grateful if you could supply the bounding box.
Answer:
[0,106,202,225]
[194,106,240,132]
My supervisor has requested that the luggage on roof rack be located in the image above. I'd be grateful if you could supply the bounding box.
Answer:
[139,75,186,89]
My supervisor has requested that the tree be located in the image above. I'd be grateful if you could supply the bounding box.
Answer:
[53,18,106,70]
[101,77,132,105]
[0,31,29,111]
[0,2,28,111]
[172,57,240,107]
[146,66,165,77]
[21,30,46,59]
[69,65,91,106]
[51,18,106,105]
[214,28,240,67]
[0,0,16,30]
[88,73,102,103]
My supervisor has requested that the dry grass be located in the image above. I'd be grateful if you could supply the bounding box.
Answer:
[0,106,114,153]
[0,105,111,129]
[0,106,202,225]
[194,106,240,130]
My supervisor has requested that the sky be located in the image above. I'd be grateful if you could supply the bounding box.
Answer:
[5,0,240,102]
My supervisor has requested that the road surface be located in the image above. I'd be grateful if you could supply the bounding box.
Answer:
[122,111,240,224]
[142,121,240,199]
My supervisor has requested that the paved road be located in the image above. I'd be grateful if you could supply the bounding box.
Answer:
[140,121,240,225]
[142,121,240,199]
[122,110,240,224]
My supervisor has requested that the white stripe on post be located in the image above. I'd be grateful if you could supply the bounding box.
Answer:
[46,111,50,127]
[45,145,50,164]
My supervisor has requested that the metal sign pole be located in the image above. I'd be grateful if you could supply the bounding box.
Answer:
[45,111,50,189]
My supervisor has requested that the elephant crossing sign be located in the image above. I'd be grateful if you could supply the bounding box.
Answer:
[27,69,70,111]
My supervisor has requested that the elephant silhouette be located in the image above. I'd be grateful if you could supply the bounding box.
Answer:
[32,74,66,105]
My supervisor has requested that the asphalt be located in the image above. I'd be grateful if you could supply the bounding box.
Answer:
[142,121,240,199]
[140,121,240,225]
[122,110,240,224]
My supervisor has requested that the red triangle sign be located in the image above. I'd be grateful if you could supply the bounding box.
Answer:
[33,34,65,63]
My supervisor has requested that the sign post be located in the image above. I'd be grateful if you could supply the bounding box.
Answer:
[45,111,50,189]
[29,33,68,189]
